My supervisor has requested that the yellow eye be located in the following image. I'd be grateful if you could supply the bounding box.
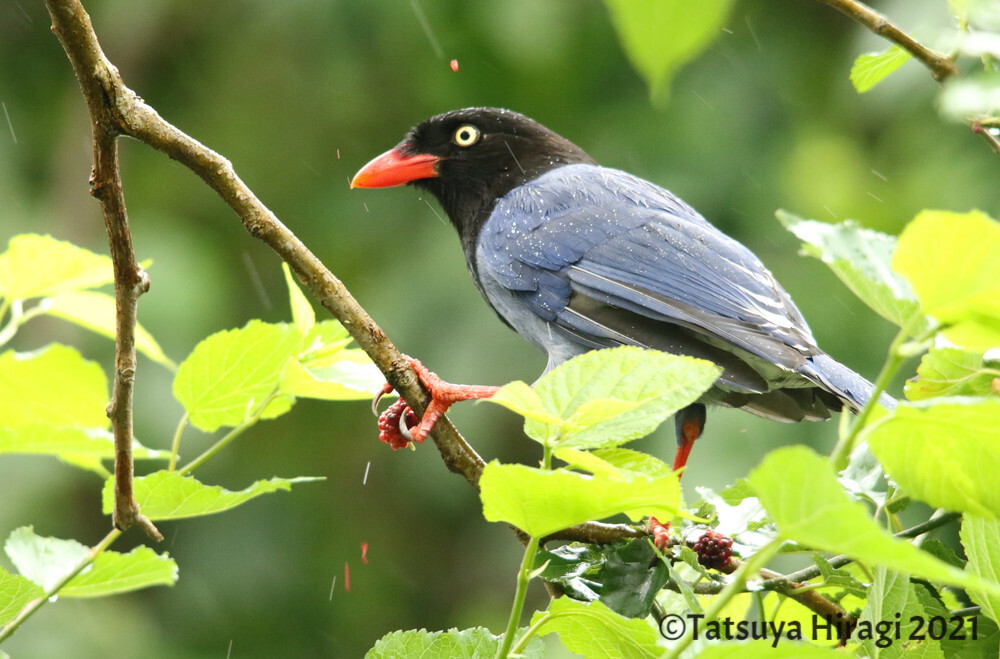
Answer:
[453,124,481,147]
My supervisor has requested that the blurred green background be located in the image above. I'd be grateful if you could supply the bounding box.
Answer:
[1,0,996,656]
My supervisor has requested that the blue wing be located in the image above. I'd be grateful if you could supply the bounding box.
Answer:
[477,164,879,419]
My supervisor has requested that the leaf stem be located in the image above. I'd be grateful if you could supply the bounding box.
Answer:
[829,325,910,470]
[495,534,541,659]
[178,393,277,475]
[167,412,189,471]
[0,528,120,642]
[663,538,784,659]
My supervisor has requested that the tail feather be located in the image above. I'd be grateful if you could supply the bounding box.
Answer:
[800,353,896,413]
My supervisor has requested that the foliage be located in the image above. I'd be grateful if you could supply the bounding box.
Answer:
[0,241,379,637]
[5,0,1000,657]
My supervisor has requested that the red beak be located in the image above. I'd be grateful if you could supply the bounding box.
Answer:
[350,147,442,189]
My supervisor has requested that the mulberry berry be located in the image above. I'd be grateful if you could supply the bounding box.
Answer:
[692,530,734,571]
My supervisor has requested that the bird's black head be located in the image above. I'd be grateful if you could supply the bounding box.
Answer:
[352,107,595,241]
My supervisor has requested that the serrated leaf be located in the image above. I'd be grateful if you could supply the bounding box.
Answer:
[777,211,922,329]
[961,515,1000,624]
[749,446,1000,596]
[62,546,177,598]
[0,234,113,300]
[850,45,912,93]
[0,424,170,459]
[852,568,942,657]
[45,291,174,368]
[531,598,663,658]
[603,0,735,105]
[695,641,846,658]
[282,262,315,335]
[529,347,719,450]
[101,471,323,520]
[0,345,108,429]
[894,210,1000,349]
[486,380,563,435]
[865,398,1000,517]
[4,527,88,592]
[279,357,381,401]
[0,566,45,626]
[479,462,680,538]
[173,320,301,431]
[905,347,1000,400]
[365,627,543,659]
[598,539,669,619]
[593,448,674,478]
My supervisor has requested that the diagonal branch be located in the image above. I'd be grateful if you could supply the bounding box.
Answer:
[43,0,635,546]
[815,0,958,82]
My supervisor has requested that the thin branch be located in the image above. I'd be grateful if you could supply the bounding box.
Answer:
[815,0,958,81]
[42,0,630,546]
[45,0,161,541]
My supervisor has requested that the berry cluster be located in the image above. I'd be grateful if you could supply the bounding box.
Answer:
[692,530,734,571]
[377,398,420,450]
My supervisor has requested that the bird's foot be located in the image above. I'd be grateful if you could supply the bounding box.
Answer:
[648,516,672,552]
[373,357,500,449]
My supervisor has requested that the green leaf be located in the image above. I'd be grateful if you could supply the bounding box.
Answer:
[531,598,663,658]
[529,346,720,450]
[0,425,168,473]
[365,627,543,659]
[0,234,113,300]
[694,641,845,658]
[904,347,1000,401]
[865,398,1000,517]
[592,448,674,478]
[4,526,88,592]
[0,566,45,626]
[894,209,1000,349]
[479,461,680,538]
[603,0,735,105]
[45,291,174,369]
[62,546,178,598]
[282,262,315,335]
[777,211,921,329]
[279,356,382,401]
[101,471,323,521]
[850,45,912,93]
[961,515,1000,624]
[173,320,301,431]
[748,446,1000,596]
[486,380,564,435]
[597,539,669,619]
[0,345,109,429]
[851,568,942,657]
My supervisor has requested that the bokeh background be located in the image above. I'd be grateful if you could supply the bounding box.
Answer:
[2,0,997,656]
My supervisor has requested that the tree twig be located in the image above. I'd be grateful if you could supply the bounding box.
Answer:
[45,0,161,541]
[814,0,958,81]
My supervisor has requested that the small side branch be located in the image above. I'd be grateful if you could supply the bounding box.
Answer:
[815,0,958,81]
[45,0,160,541]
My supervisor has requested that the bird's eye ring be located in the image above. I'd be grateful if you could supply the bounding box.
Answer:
[453,124,481,147]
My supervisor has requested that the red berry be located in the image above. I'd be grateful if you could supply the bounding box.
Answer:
[692,530,734,571]
[377,398,419,449]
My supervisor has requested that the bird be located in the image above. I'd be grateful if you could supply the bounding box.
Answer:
[351,107,892,473]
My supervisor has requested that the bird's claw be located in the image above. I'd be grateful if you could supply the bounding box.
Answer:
[372,356,500,450]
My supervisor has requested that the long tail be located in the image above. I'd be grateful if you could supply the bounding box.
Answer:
[800,352,896,413]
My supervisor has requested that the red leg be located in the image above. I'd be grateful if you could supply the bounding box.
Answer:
[375,357,499,448]
[672,403,706,476]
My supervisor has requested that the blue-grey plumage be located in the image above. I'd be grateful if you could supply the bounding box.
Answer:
[352,107,893,466]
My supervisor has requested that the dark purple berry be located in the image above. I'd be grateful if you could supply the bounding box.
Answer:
[692,530,734,571]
